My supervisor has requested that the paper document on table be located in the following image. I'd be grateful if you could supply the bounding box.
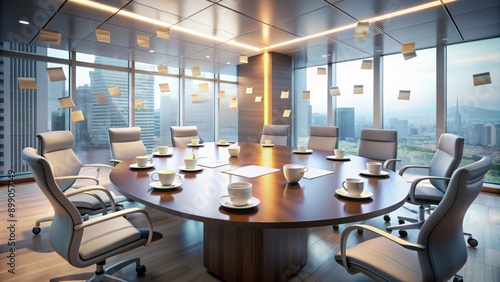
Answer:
[221,165,280,178]
[303,167,334,179]
[198,160,230,168]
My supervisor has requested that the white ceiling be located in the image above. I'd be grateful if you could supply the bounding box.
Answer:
[1,0,499,74]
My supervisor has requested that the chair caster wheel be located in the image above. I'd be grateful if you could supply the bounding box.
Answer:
[453,276,464,282]
[357,229,363,235]
[398,219,405,224]
[136,265,146,275]
[467,238,478,248]
[399,230,408,238]
[383,215,391,222]
[332,225,339,231]
[32,226,41,235]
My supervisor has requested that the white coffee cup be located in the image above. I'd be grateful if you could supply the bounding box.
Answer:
[265,139,272,145]
[367,161,382,174]
[298,145,307,152]
[283,164,309,183]
[228,144,240,157]
[136,155,152,167]
[151,169,181,186]
[184,156,197,169]
[218,139,226,144]
[223,182,253,206]
[191,138,200,145]
[342,178,364,196]
[334,149,345,159]
[153,145,169,154]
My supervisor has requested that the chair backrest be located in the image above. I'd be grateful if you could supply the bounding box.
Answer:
[37,131,83,191]
[428,133,464,192]
[22,147,84,262]
[260,124,290,146]
[108,127,148,161]
[307,126,339,152]
[357,129,398,171]
[170,126,203,147]
[418,155,491,281]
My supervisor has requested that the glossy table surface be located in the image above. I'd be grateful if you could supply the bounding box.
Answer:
[110,142,409,228]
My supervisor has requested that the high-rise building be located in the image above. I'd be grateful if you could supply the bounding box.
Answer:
[337,108,355,140]
[0,43,48,175]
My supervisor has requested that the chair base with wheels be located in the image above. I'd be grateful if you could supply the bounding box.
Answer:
[50,259,146,282]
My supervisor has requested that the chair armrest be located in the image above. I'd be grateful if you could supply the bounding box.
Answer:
[75,208,154,247]
[109,159,122,166]
[399,165,430,176]
[63,185,117,214]
[408,176,450,203]
[339,224,425,274]
[83,164,114,169]
[55,175,99,185]
[383,159,400,169]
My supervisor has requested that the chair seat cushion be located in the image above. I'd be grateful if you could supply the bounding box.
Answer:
[80,216,142,260]
[409,185,445,205]
[334,237,422,281]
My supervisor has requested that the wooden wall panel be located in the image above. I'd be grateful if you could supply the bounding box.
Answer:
[238,52,292,144]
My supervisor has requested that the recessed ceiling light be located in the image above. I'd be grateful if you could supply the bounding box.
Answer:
[149,50,155,53]
[206,55,210,59]
[226,62,230,65]
[321,54,331,58]
[19,20,29,25]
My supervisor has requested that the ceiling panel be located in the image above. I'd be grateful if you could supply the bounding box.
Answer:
[1,0,498,71]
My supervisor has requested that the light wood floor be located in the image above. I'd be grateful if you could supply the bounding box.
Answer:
[1,182,499,282]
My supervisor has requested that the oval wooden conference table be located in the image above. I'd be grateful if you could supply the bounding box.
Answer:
[110,142,409,282]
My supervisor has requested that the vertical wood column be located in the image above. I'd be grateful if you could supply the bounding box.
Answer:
[238,52,292,143]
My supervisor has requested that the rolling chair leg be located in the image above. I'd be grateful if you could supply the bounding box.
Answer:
[463,232,478,247]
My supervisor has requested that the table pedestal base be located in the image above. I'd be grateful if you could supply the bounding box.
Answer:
[204,223,307,282]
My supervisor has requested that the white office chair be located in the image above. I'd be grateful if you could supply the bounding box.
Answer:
[170,125,203,147]
[108,127,148,165]
[260,124,290,146]
[387,133,464,238]
[33,131,128,234]
[307,126,339,152]
[22,147,163,282]
[335,155,491,282]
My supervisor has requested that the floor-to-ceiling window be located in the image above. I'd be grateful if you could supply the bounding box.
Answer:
[383,48,437,171]
[295,65,329,146]
[336,59,374,155]
[447,38,500,184]
[218,78,238,142]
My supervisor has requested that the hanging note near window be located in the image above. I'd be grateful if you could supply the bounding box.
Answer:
[96,93,108,104]
[255,96,262,102]
[229,96,237,109]
[281,90,289,99]
[157,65,169,73]
[246,87,253,94]
[137,34,150,48]
[361,60,373,70]
[108,86,120,96]
[283,110,291,118]
[40,29,61,45]
[302,91,310,99]
[398,90,411,100]
[191,66,201,76]
[95,28,110,43]
[329,86,340,96]
[218,90,226,98]
[191,93,199,102]
[18,77,37,89]
[353,85,363,94]
[159,83,170,92]
[402,43,417,60]
[46,67,66,82]
[353,22,369,39]
[317,67,326,75]
[199,82,209,92]
[473,72,491,86]
[58,97,75,108]
[157,26,170,39]
[71,110,84,122]
[135,100,144,109]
